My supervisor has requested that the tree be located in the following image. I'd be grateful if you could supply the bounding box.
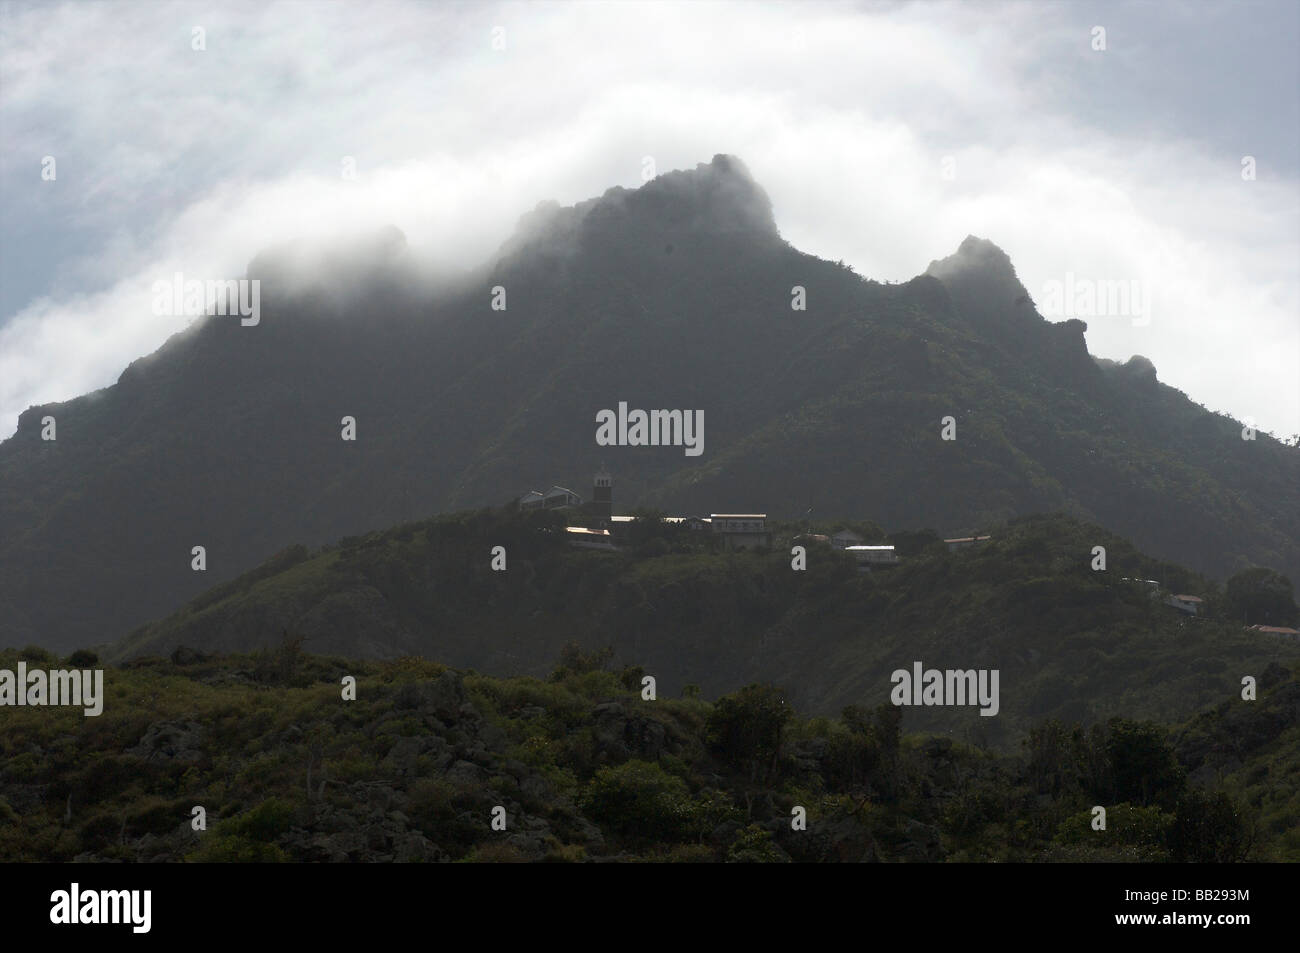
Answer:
[1104,719,1185,812]
[1167,790,1253,862]
[1224,567,1298,626]
[707,684,792,783]
[549,641,613,681]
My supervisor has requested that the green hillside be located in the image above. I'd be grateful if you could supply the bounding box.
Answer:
[2,642,1294,862]
[106,507,1300,747]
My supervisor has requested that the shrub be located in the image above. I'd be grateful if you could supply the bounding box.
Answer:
[581,760,694,845]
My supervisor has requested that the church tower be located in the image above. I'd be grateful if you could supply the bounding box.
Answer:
[593,467,612,525]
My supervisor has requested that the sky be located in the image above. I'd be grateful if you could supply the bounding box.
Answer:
[1,0,1297,439]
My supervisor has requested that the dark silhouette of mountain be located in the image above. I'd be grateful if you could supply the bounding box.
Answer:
[2,154,1297,651]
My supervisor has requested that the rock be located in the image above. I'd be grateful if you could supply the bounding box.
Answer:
[127,720,205,762]
[382,737,426,775]
[393,831,443,863]
[445,760,487,786]
[393,670,467,721]
[520,775,552,802]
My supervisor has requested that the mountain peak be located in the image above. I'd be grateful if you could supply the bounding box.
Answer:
[498,154,778,261]
[629,152,777,235]
[924,235,1017,283]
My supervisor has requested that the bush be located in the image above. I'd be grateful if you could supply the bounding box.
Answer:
[707,684,793,782]
[727,824,788,863]
[581,760,694,845]
[1054,803,1172,854]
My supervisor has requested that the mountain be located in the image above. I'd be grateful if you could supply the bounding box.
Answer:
[105,507,1300,746]
[2,154,1297,652]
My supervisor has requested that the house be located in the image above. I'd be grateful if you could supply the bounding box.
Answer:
[711,514,771,550]
[945,535,992,552]
[1247,624,1300,638]
[831,529,864,550]
[1122,578,1162,600]
[543,486,582,509]
[1165,594,1203,616]
[793,533,831,547]
[845,545,899,568]
[608,515,710,530]
[565,526,616,550]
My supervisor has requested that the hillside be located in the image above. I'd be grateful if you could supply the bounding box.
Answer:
[3,154,1298,652]
[105,507,1300,747]
[2,642,1293,862]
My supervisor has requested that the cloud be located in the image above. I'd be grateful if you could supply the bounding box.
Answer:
[1,0,1296,438]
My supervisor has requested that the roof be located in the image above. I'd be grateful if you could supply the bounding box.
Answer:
[711,513,766,519]
[565,526,611,537]
[545,485,580,497]
[846,545,895,551]
[1249,625,1300,634]
[945,535,992,543]
[1173,594,1203,602]
[609,515,701,523]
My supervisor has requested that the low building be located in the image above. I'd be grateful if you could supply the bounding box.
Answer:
[793,533,831,547]
[1165,594,1203,616]
[608,515,710,530]
[945,535,992,552]
[543,486,582,509]
[831,529,864,550]
[845,544,899,568]
[1247,624,1300,638]
[711,514,771,550]
[565,526,616,550]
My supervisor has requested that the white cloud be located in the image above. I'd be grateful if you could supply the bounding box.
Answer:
[1,0,1296,438]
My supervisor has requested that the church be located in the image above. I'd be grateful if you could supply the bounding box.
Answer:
[519,466,613,526]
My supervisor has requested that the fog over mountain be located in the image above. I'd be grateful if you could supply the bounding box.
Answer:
[1,155,1295,653]
[3,1,1297,444]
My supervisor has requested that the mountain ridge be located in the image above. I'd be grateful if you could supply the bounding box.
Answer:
[2,155,1296,652]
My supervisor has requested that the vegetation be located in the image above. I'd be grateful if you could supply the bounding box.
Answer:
[2,642,1293,863]
[107,507,1300,748]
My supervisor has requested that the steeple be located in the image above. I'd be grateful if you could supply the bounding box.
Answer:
[593,467,612,525]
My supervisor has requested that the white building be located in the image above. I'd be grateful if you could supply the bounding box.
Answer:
[520,485,583,510]
[565,526,617,550]
[1165,594,1203,616]
[845,544,899,567]
[711,514,771,550]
